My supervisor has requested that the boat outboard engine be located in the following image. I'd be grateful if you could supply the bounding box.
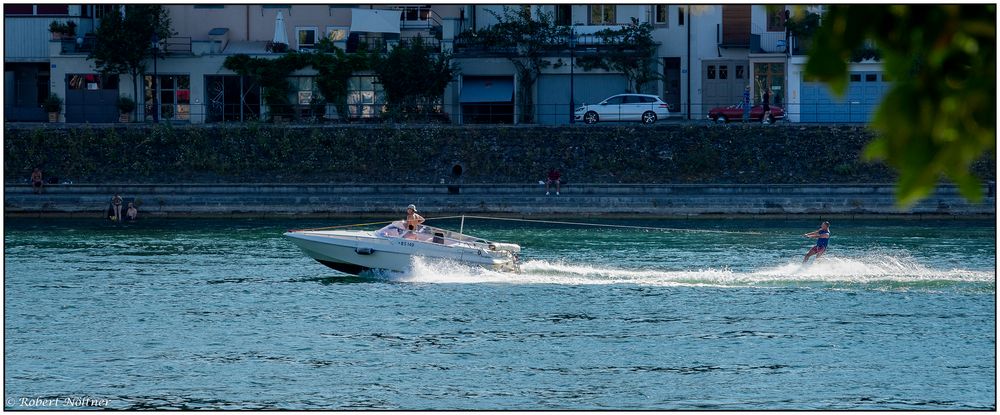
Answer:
[489,243,521,254]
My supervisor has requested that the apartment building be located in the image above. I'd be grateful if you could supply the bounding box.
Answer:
[4,4,887,124]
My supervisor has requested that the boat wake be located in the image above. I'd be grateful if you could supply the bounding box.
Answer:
[389,254,994,292]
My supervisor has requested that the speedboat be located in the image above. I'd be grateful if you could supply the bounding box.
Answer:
[284,221,521,275]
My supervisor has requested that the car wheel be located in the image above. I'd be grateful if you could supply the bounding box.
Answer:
[641,111,657,125]
[584,111,599,124]
[716,115,728,124]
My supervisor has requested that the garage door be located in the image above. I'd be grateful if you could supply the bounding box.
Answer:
[65,74,119,123]
[536,74,627,125]
[800,71,888,123]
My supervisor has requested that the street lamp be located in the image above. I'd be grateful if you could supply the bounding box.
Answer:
[151,33,159,122]
[569,29,576,124]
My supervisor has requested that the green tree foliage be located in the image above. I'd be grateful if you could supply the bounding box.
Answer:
[802,5,995,206]
[314,39,368,120]
[223,53,311,119]
[478,7,569,123]
[224,43,368,121]
[575,18,660,93]
[88,6,172,119]
[370,37,457,120]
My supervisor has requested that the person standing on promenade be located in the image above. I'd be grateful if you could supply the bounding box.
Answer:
[762,86,772,124]
[802,221,831,264]
[546,168,561,196]
[31,167,43,194]
[742,85,751,123]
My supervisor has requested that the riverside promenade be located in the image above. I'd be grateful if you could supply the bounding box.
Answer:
[4,183,995,218]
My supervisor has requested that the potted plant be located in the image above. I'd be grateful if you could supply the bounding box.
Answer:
[48,20,76,39]
[116,96,135,122]
[43,93,62,122]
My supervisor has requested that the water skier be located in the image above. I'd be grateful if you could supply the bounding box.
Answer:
[802,221,830,264]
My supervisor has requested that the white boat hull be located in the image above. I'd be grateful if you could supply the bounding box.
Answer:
[284,227,519,275]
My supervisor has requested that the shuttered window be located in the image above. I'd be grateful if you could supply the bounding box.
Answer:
[721,5,750,47]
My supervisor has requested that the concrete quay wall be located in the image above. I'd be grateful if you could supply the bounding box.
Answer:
[4,183,995,218]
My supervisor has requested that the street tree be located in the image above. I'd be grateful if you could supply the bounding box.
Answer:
[371,36,457,121]
[480,7,568,124]
[576,18,660,93]
[89,5,172,120]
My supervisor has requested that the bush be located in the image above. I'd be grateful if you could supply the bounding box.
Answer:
[42,94,62,113]
[116,97,136,114]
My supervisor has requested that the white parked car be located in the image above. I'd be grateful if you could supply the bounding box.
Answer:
[574,94,671,125]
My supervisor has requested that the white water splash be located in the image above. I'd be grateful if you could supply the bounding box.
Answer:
[389,254,994,289]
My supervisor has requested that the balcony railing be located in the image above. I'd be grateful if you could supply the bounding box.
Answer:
[60,35,192,55]
[394,6,443,30]
[453,31,656,57]
[346,35,442,54]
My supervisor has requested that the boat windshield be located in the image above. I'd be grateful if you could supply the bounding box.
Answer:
[375,221,408,238]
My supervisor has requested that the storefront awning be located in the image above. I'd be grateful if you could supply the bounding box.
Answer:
[350,9,402,34]
[459,77,514,103]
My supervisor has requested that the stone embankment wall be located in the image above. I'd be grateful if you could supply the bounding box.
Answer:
[5,183,994,218]
[8,123,994,185]
[4,124,994,217]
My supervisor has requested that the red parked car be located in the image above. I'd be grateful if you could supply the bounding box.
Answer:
[707,103,784,124]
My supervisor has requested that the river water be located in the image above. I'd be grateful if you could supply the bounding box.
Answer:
[4,217,995,410]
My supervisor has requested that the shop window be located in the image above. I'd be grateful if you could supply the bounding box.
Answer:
[144,74,190,121]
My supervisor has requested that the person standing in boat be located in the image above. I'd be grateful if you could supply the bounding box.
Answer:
[802,221,831,263]
[404,204,425,231]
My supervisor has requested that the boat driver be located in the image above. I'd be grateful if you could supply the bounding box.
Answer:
[404,204,425,232]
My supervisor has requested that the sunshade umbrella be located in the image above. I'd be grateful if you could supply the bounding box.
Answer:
[273,11,288,45]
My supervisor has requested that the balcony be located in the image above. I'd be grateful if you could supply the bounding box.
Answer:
[58,35,192,56]
[5,16,93,60]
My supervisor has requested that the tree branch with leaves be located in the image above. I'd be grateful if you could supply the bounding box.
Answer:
[802,5,995,206]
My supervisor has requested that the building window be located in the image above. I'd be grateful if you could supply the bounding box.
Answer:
[297,27,318,48]
[849,73,862,82]
[678,7,685,25]
[865,73,877,82]
[654,5,668,25]
[767,6,786,31]
[707,65,716,80]
[347,76,385,119]
[326,27,349,42]
[94,5,115,19]
[205,75,261,122]
[4,4,33,15]
[555,4,572,26]
[589,5,615,25]
[735,65,744,79]
[144,75,190,121]
[35,4,69,15]
[719,65,728,80]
